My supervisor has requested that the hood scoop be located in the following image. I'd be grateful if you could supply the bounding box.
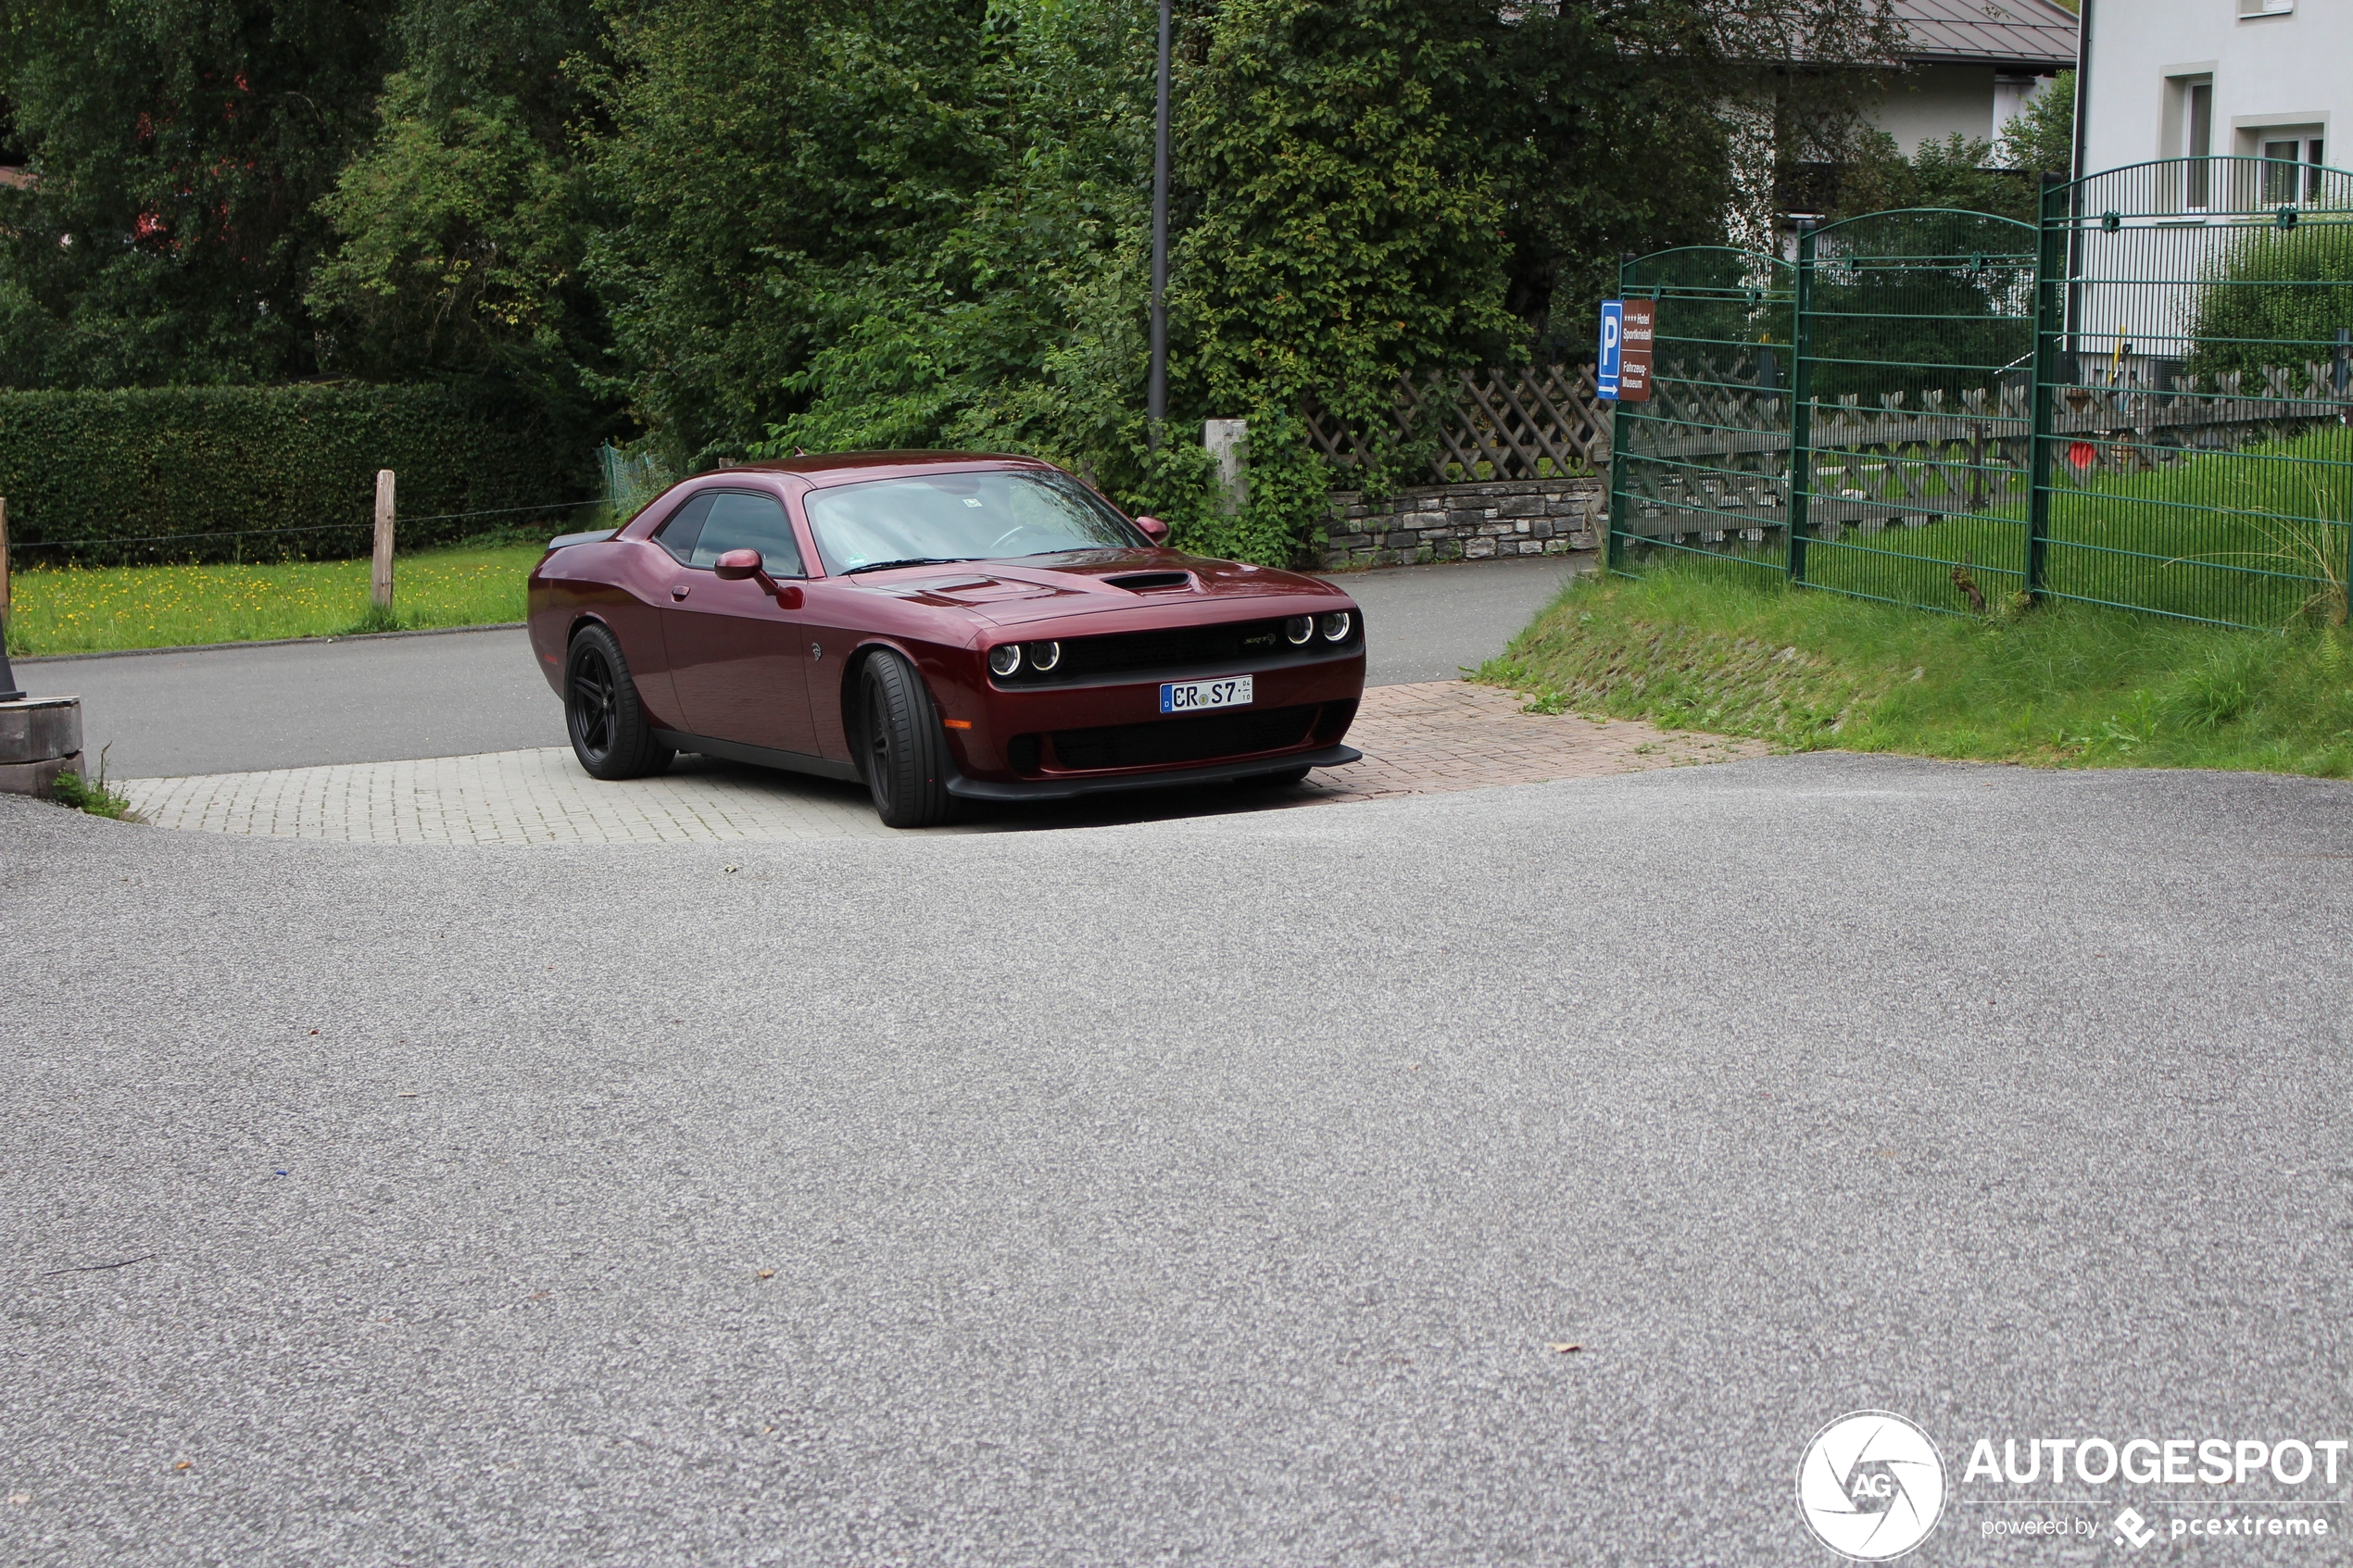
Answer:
[1102,570,1194,593]
[886,573,1067,606]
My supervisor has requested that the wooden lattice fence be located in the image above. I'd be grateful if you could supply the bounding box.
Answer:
[1304,365,1609,484]
[1617,357,2353,543]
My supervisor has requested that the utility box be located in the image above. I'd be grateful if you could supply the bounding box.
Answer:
[0,696,84,798]
[1203,419,1249,516]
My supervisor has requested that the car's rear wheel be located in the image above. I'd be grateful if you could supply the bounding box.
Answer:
[566,623,673,780]
[860,651,955,828]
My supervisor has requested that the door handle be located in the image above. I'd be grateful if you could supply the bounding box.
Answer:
[671,583,691,601]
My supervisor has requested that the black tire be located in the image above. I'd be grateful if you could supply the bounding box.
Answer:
[565,623,674,780]
[859,651,956,828]
[1238,764,1315,789]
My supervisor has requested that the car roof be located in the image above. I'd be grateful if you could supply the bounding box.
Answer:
[711,452,1059,487]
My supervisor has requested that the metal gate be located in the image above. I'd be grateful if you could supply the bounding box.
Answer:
[1792,208,2037,613]
[1608,157,2353,632]
[2032,157,2353,628]
[1604,247,1793,584]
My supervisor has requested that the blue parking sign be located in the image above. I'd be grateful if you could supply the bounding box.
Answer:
[1597,300,1624,400]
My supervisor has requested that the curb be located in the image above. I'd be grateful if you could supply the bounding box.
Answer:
[17,621,529,665]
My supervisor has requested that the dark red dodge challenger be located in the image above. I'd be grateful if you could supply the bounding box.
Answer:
[527,452,1365,827]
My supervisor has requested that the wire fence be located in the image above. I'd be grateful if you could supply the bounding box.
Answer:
[2,497,618,572]
[1609,157,2353,633]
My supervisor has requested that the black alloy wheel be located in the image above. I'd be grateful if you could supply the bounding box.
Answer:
[860,651,955,828]
[565,623,674,780]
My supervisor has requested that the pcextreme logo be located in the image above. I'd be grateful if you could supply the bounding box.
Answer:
[1797,1411,1948,1561]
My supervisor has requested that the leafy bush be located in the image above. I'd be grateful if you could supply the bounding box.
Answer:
[0,383,589,564]
[2185,218,2353,385]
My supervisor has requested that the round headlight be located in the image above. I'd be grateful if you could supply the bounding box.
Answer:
[1319,611,1353,643]
[1282,615,1315,646]
[988,644,1023,677]
[1026,640,1062,672]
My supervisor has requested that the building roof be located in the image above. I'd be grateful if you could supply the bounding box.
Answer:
[1895,0,2079,71]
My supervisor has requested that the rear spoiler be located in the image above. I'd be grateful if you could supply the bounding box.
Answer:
[546,527,617,552]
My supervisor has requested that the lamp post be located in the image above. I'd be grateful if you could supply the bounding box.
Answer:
[1147,0,1171,450]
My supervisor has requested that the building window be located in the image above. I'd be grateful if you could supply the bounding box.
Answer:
[2185,81,2214,207]
[2238,0,2293,15]
[2257,134,2327,203]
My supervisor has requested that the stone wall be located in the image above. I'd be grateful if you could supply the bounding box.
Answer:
[1319,476,1604,570]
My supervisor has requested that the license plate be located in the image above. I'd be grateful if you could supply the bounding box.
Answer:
[1161,675,1253,713]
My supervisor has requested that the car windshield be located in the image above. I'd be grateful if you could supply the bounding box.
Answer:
[802,469,1145,573]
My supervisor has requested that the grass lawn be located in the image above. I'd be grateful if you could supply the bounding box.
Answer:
[1481,561,2353,777]
[4,542,547,657]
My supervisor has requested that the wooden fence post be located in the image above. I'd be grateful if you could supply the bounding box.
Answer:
[371,470,396,614]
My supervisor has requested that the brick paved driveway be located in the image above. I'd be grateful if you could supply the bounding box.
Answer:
[120,682,1762,845]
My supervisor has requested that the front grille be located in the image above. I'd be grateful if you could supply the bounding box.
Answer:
[1048,705,1320,771]
[1000,616,1357,684]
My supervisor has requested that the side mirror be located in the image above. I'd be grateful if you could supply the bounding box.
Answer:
[712,546,805,609]
[1134,515,1171,544]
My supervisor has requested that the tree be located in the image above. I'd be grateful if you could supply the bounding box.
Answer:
[0,0,396,387]
[1997,69,2074,180]
[1174,0,1518,441]
[1831,131,2036,224]
[304,0,610,435]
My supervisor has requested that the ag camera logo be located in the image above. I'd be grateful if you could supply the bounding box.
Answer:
[1797,1411,1947,1561]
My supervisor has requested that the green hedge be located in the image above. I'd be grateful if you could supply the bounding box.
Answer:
[0,383,593,567]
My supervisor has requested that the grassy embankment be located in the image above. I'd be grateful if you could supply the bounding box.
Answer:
[4,542,549,657]
[1481,432,2353,776]
[1482,568,2353,775]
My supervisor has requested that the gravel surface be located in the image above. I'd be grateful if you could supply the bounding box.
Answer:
[5,755,2350,1566]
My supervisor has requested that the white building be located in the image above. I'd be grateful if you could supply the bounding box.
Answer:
[2077,0,2347,192]
[1876,0,2081,157]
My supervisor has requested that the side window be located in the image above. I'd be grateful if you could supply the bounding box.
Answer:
[689,491,807,578]
[654,494,716,565]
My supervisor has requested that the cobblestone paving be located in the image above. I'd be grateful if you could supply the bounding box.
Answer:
[120,681,1764,844]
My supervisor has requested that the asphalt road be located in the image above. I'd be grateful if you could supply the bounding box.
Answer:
[6,756,2350,1565]
[15,555,1580,779]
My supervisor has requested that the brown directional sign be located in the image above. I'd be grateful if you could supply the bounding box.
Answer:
[1617,298,1655,403]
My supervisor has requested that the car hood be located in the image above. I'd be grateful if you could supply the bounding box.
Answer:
[852,549,1347,626]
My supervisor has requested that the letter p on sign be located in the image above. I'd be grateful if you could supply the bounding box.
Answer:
[1598,300,1624,399]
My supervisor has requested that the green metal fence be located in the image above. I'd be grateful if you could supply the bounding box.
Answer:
[2032,158,2353,628]
[1605,247,1793,584]
[1609,157,2353,632]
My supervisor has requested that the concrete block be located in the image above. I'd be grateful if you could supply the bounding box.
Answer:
[0,696,82,766]
[0,753,82,799]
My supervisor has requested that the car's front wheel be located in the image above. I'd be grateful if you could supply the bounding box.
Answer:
[860,651,955,828]
[565,623,674,780]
